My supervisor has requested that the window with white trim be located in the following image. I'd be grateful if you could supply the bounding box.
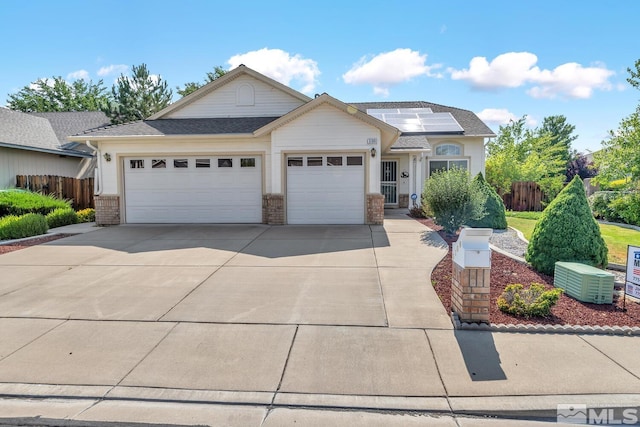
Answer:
[435,143,462,156]
[429,143,467,176]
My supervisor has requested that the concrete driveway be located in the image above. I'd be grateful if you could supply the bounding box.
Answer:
[0,214,450,328]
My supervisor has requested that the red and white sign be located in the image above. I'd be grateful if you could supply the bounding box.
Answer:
[626,246,640,299]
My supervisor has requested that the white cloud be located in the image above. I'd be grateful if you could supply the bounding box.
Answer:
[450,52,614,99]
[476,108,537,127]
[67,69,89,80]
[97,64,128,77]
[228,48,320,94]
[342,48,441,96]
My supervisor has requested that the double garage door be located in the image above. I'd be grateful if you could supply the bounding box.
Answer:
[124,156,262,223]
[123,153,366,224]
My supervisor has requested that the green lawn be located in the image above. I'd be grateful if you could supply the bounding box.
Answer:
[507,216,640,265]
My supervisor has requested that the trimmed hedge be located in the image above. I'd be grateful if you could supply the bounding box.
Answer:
[46,208,78,229]
[467,172,508,229]
[0,190,71,216]
[0,213,48,240]
[526,176,608,275]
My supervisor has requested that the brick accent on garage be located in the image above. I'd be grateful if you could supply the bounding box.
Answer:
[451,262,491,323]
[262,193,285,225]
[94,195,120,226]
[366,193,385,225]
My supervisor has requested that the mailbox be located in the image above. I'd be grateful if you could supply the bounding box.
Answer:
[452,228,492,268]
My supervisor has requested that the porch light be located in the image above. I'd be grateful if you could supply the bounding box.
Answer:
[103,153,112,162]
[370,147,377,158]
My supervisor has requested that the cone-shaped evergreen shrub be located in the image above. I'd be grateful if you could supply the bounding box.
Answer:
[525,176,608,274]
[467,172,508,229]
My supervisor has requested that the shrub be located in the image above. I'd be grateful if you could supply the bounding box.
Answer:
[609,193,640,226]
[408,204,425,218]
[421,166,485,235]
[46,208,78,229]
[497,283,563,317]
[526,176,608,275]
[589,191,624,222]
[0,191,71,216]
[466,172,508,229]
[0,213,48,240]
[76,208,96,223]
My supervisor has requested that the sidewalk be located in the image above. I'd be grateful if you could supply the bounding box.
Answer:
[0,213,638,426]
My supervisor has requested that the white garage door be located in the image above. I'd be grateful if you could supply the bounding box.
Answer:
[287,154,365,224]
[124,156,262,223]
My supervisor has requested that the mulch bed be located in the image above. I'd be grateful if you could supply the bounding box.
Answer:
[0,234,75,255]
[415,217,640,327]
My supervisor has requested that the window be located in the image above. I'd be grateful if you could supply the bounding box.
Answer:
[307,156,323,166]
[327,156,342,166]
[130,159,144,169]
[174,159,188,168]
[196,159,210,168]
[346,156,363,166]
[429,159,468,176]
[152,159,166,168]
[435,144,462,156]
[218,158,233,168]
[288,157,303,167]
[241,158,256,168]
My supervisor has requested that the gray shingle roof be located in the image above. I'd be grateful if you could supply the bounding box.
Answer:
[392,135,431,150]
[75,116,281,137]
[30,111,110,152]
[350,101,496,137]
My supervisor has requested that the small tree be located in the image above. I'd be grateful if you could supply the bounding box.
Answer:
[467,172,508,229]
[176,66,227,97]
[526,176,608,274]
[421,167,485,235]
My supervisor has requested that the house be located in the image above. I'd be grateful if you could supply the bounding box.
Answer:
[69,65,494,226]
[0,109,109,189]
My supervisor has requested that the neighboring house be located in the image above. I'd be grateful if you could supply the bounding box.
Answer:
[0,109,109,189]
[69,65,494,226]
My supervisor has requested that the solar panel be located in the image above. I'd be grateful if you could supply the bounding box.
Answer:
[366,108,463,133]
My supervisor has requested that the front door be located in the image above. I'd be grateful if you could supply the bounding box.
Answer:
[381,160,398,206]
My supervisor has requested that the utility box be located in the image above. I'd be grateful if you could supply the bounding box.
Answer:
[452,228,493,268]
[554,262,614,304]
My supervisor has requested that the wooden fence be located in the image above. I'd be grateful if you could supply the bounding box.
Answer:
[501,181,544,212]
[15,175,94,210]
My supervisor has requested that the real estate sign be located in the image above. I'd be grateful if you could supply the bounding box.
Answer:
[626,246,640,299]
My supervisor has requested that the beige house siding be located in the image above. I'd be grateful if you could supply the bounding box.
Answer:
[0,147,84,189]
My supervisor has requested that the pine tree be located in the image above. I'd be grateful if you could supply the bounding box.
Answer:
[525,176,608,274]
[467,172,508,229]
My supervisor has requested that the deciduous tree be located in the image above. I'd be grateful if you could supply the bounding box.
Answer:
[7,77,109,112]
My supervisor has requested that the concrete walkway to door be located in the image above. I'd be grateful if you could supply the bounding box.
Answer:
[0,212,639,426]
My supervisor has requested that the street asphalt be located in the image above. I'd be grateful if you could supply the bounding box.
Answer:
[0,211,638,426]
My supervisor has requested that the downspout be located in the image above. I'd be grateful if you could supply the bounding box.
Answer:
[85,141,102,195]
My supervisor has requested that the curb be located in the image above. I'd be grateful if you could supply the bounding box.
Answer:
[451,312,640,335]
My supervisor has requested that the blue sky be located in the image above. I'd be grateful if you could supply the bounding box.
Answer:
[1,0,638,152]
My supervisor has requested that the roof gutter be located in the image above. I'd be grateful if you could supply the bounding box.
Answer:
[0,142,93,158]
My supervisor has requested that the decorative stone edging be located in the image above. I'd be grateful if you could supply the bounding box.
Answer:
[451,312,640,335]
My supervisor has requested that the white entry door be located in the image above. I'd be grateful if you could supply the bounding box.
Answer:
[123,156,262,223]
[381,160,398,205]
[286,154,365,224]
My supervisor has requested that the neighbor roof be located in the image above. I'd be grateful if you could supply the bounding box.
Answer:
[30,111,110,151]
[72,117,280,138]
[0,108,90,157]
[350,101,496,137]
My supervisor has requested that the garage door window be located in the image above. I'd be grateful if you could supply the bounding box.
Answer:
[130,159,144,169]
[327,156,342,166]
[218,158,233,168]
[288,157,303,167]
[241,158,256,168]
[196,159,210,168]
[347,156,363,166]
[307,157,323,166]
[174,159,188,168]
[152,159,166,169]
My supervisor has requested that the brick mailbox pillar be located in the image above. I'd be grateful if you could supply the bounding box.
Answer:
[451,228,493,324]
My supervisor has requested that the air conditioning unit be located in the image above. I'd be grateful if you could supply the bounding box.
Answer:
[554,262,615,304]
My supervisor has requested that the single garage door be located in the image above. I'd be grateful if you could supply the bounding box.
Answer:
[287,154,365,224]
[124,155,262,223]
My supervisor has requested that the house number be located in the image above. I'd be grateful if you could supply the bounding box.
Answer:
[366,138,378,145]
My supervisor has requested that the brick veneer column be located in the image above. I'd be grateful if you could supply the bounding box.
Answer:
[398,194,409,208]
[366,193,384,225]
[262,194,285,225]
[94,195,120,225]
[451,262,491,323]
